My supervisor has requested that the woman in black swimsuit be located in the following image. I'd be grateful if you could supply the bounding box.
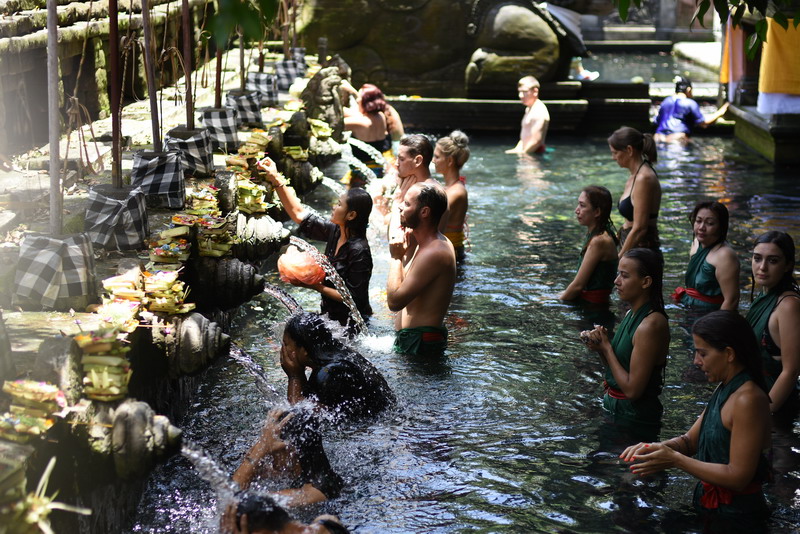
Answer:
[608,126,661,257]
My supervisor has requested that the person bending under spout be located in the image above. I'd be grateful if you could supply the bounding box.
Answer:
[388,183,456,356]
[231,408,343,507]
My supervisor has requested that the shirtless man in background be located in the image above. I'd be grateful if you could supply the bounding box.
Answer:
[387,183,456,356]
[506,75,550,155]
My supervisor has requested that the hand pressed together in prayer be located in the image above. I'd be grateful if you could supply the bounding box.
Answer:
[580,325,610,350]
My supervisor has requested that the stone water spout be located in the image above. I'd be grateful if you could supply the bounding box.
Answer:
[289,236,367,336]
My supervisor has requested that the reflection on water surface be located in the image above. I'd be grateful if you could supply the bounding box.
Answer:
[130,135,800,533]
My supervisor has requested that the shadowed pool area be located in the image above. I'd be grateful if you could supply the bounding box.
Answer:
[129,134,800,533]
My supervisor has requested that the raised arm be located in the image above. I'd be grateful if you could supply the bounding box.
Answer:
[597,312,668,400]
[768,295,800,412]
[257,157,308,224]
[561,237,606,301]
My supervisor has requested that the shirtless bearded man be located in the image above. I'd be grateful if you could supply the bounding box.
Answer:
[387,183,456,356]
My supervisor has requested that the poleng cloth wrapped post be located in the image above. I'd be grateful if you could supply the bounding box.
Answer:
[277,245,325,285]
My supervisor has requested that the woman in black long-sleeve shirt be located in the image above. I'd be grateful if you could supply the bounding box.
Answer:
[259,157,373,330]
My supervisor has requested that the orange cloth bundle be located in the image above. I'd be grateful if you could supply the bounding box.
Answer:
[277,245,326,286]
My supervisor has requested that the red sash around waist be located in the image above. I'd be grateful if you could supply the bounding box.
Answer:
[603,380,628,400]
[581,288,612,304]
[422,331,446,342]
[671,286,725,305]
[699,480,762,509]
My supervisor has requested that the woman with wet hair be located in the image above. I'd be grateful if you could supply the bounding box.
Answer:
[608,126,661,256]
[280,312,395,421]
[621,311,771,525]
[259,157,373,331]
[433,130,471,261]
[561,185,619,303]
[672,201,740,311]
[582,248,669,436]
[746,231,800,414]
[231,408,343,507]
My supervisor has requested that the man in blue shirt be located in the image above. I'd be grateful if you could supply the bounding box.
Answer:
[654,77,729,143]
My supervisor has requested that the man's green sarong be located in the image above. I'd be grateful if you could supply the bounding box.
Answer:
[393,326,448,356]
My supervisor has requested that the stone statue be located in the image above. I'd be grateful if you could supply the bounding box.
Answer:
[301,65,345,142]
[297,0,613,98]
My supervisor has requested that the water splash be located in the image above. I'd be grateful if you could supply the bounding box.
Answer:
[289,236,367,336]
[320,175,346,196]
[181,442,240,515]
[262,283,302,314]
[228,344,280,400]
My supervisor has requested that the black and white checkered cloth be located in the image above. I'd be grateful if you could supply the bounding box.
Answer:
[290,47,307,77]
[200,108,239,152]
[131,150,186,209]
[246,72,279,107]
[164,128,214,176]
[84,187,149,250]
[14,233,96,309]
[274,59,301,91]
[226,91,263,127]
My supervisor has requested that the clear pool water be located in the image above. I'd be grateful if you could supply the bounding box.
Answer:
[129,134,800,533]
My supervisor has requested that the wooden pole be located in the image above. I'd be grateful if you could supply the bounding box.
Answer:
[46,0,62,236]
[239,27,245,92]
[141,0,162,152]
[182,0,194,129]
[215,48,222,108]
[109,0,122,186]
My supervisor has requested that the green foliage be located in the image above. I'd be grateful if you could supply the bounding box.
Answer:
[615,0,798,58]
[211,0,279,48]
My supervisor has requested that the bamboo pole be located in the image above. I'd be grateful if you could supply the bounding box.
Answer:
[46,0,62,236]
[109,0,122,186]
[141,0,162,152]
[239,27,245,92]
[214,48,222,108]
[182,0,194,129]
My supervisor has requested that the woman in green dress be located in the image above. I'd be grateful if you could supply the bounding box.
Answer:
[582,248,670,434]
[621,311,771,525]
[672,201,740,311]
[560,185,619,304]
[746,231,800,414]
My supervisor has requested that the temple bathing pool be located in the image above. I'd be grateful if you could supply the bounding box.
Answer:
[582,52,718,84]
[129,135,800,533]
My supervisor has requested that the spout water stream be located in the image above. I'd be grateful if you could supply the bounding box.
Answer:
[261,283,302,314]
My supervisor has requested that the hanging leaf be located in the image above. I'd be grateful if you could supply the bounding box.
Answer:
[617,0,630,22]
[755,18,768,42]
[691,1,711,28]
[731,4,745,27]
[772,11,789,30]
[745,32,760,60]
[712,0,730,25]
